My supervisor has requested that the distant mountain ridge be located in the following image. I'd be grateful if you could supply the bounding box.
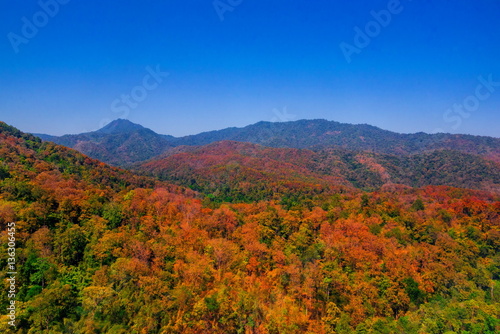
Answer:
[35,119,175,166]
[170,119,500,158]
[96,118,146,134]
[33,118,500,167]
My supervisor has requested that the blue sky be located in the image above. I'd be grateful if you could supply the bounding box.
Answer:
[0,0,499,137]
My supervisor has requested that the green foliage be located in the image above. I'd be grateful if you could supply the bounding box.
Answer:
[27,282,79,332]
[103,202,124,228]
[403,277,426,305]
[1,179,40,202]
[54,225,88,266]
[0,164,10,180]
[411,198,425,211]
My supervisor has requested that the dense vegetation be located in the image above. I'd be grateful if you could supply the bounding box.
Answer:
[139,141,500,203]
[1,122,499,333]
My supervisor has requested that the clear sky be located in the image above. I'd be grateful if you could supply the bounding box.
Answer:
[0,0,499,137]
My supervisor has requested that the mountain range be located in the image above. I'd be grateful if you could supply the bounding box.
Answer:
[33,119,500,197]
[36,119,500,166]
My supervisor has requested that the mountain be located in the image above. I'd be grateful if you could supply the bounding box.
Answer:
[95,118,146,134]
[35,119,175,166]
[2,121,500,333]
[138,141,500,203]
[36,119,500,167]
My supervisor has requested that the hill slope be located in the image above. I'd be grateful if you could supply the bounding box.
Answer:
[138,141,500,203]
[0,121,160,192]
[139,141,351,205]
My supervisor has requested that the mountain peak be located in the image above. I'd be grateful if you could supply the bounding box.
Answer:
[97,119,145,134]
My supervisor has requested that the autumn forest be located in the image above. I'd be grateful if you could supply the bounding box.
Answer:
[0,120,499,333]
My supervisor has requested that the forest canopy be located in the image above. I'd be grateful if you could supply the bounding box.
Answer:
[0,122,499,333]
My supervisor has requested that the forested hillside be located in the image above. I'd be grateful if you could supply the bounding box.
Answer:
[170,119,500,159]
[139,141,500,203]
[1,122,499,333]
